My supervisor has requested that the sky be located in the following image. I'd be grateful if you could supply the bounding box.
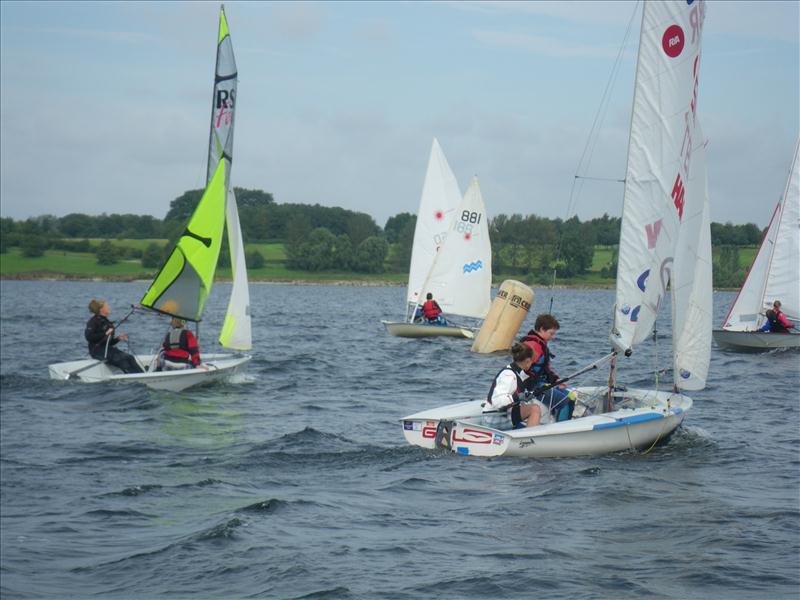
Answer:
[1,1,798,230]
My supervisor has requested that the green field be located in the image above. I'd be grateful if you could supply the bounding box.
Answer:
[0,241,758,287]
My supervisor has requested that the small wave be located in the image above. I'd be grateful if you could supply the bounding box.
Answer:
[82,508,152,519]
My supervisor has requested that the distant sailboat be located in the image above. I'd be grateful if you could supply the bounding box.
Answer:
[383,139,492,339]
[713,139,800,351]
[401,0,712,457]
[49,5,252,391]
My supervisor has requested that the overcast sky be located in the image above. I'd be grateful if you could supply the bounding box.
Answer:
[1,1,798,230]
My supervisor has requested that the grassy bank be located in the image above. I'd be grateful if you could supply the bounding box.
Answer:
[0,241,757,288]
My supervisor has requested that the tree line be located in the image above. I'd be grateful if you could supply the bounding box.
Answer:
[1,187,766,284]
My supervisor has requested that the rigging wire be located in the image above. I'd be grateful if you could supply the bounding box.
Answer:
[546,0,640,315]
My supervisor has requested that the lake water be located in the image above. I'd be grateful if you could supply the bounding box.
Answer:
[1,280,798,599]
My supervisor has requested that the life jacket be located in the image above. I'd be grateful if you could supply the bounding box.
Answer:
[162,328,193,364]
[520,331,553,383]
[485,363,529,409]
[422,300,441,319]
[766,309,790,333]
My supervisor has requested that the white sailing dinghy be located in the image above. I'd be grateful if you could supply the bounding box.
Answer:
[713,139,800,351]
[383,140,492,339]
[49,6,252,392]
[401,0,712,457]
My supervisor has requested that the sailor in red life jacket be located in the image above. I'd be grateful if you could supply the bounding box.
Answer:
[418,292,449,326]
[160,318,201,370]
[482,342,541,430]
[519,313,575,422]
[759,300,795,333]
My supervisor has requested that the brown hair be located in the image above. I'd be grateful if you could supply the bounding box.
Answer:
[534,313,560,332]
[511,342,533,363]
[88,299,106,315]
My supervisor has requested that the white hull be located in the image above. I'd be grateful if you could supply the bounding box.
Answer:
[712,329,800,351]
[400,386,691,458]
[48,353,251,392]
[382,320,474,339]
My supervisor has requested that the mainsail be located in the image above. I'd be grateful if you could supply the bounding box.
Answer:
[406,138,463,318]
[141,4,251,353]
[209,6,252,350]
[721,139,800,330]
[611,0,711,390]
[416,176,492,320]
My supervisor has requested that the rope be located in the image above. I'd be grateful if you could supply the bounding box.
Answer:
[547,1,640,311]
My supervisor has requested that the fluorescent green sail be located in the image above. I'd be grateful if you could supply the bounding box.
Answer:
[140,160,227,321]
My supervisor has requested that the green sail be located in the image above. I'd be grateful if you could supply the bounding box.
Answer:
[140,160,226,321]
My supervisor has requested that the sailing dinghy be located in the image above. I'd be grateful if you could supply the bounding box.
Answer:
[48,6,252,392]
[383,140,492,339]
[401,0,712,457]
[712,139,800,351]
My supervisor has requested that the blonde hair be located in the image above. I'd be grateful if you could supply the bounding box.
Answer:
[170,317,185,328]
[88,299,106,315]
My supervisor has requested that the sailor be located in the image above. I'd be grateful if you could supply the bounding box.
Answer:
[520,314,575,422]
[84,299,143,374]
[759,300,795,333]
[160,318,201,370]
[482,343,541,430]
[421,292,448,326]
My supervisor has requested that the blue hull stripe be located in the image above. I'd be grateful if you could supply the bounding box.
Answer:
[593,412,664,430]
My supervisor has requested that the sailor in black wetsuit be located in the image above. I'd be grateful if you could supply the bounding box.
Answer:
[84,299,143,374]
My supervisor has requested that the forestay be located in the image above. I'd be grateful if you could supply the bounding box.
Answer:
[612,0,711,390]
[406,138,463,318]
[416,177,492,320]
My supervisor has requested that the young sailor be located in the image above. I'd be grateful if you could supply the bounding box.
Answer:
[84,299,143,374]
[520,314,575,422]
[160,318,201,370]
[482,342,541,430]
[759,300,795,333]
[420,292,448,326]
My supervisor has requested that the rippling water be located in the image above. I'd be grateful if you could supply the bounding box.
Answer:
[1,280,798,599]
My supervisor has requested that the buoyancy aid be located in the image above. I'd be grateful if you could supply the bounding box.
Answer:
[422,300,441,319]
[519,331,556,385]
[766,309,791,333]
[162,328,199,365]
[484,363,529,410]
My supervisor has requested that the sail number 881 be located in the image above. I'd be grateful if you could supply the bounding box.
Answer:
[460,211,482,224]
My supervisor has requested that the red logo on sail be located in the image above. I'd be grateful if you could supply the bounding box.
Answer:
[662,25,684,58]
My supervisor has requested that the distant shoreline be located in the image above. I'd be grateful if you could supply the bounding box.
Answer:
[0,272,620,290]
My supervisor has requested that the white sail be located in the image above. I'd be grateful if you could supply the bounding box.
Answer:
[406,138,463,313]
[416,176,492,320]
[208,6,251,350]
[763,139,800,321]
[207,5,237,183]
[612,0,708,354]
[721,139,800,329]
[219,186,252,349]
[672,134,712,390]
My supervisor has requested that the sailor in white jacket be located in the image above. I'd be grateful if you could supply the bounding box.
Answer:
[482,342,541,430]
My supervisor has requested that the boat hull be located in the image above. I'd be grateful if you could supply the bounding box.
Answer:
[382,320,474,339]
[712,329,800,351]
[400,386,691,458]
[48,353,251,392]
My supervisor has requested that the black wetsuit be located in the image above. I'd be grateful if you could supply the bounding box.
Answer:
[84,314,143,374]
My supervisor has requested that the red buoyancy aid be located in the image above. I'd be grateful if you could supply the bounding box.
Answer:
[162,328,200,366]
[520,331,557,385]
[422,300,441,319]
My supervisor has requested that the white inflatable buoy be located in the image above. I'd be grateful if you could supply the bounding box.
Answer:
[471,280,534,354]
